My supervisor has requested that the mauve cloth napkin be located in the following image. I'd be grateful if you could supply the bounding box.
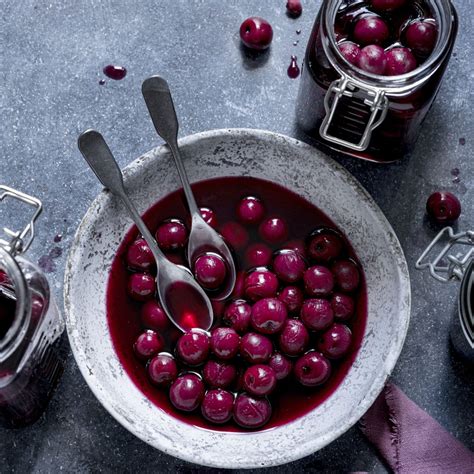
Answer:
[359,383,474,474]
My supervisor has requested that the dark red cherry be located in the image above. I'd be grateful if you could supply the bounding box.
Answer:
[210,327,240,360]
[268,352,293,380]
[278,318,309,356]
[176,329,210,366]
[155,220,188,251]
[148,353,178,386]
[230,271,246,299]
[426,191,461,224]
[250,297,288,334]
[133,330,164,361]
[318,323,352,359]
[259,217,288,244]
[203,359,237,388]
[244,268,279,301]
[286,0,302,17]
[332,260,360,292]
[357,45,386,75]
[233,393,272,429]
[405,20,437,56]
[201,389,234,424]
[127,273,155,301]
[303,265,334,296]
[243,364,277,396]
[278,286,304,313]
[245,243,273,268]
[237,196,265,224]
[339,41,361,65]
[294,351,331,387]
[300,298,334,331]
[239,17,273,51]
[194,253,227,290]
[126,238,154,271]
[331,293,355,321]
[223,300,252,334]
[240,332,273,363]
[353,16,389,46]
[141,300,170,331]
[307,230,344,263]
[169,373,204,412]
[385,47,417,75]
[273,250,306,283]
[200,207,218,228]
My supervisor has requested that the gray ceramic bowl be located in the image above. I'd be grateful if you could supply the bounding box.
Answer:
[64,129,410,469]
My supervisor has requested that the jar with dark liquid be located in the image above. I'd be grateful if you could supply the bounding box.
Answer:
[296,0,457,162]
[0,186,65,428]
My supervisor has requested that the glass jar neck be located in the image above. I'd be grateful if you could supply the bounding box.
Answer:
[0,247,31,363]
[321,0,457,92]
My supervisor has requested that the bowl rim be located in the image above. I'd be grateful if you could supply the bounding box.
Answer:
[64,128,411,468]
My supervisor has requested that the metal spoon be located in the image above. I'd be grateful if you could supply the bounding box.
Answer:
[78,129,213,332]
[141,76,236,300]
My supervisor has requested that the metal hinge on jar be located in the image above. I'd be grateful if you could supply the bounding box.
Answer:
[416,227,474,351]
[0,185,42,257]
[319,77,388,151]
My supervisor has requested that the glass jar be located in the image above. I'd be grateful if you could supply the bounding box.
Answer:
[295,0,458,162]
[0,186,65,428]
[416,227,474,365]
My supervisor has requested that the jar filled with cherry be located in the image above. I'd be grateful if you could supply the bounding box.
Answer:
[296,0,458,162]
[107,177,367,431]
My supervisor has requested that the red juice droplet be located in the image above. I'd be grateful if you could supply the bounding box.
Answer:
[103,65,127,80]
[287,55,300,79]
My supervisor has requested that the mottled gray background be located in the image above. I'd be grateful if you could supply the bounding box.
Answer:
[0,0,472,472]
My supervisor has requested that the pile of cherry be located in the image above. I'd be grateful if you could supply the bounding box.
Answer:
[124,196,361,429]
[336,0,438,76]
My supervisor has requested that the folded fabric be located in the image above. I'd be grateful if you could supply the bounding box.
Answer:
[359,382,474,474]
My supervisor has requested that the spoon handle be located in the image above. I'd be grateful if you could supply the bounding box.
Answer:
[78,129,164,263]
[142,76,200,216]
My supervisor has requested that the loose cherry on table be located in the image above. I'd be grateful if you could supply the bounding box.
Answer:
[426,191,461,224]
[239,17,273,51]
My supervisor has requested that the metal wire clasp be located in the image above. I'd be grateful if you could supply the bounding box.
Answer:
[0,185,42,256]
[319,77,388,151]
[415,227,474,283]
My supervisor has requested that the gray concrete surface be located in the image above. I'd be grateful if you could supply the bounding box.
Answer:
[0,0,472,472]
